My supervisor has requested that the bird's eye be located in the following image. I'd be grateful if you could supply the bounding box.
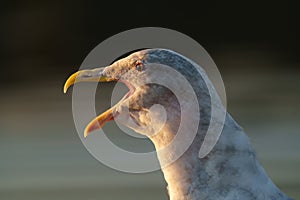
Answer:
[135,61,144,71]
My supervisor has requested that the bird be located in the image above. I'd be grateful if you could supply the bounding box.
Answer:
[64,48,293,200]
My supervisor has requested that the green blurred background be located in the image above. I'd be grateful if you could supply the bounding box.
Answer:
[1,1,299,199]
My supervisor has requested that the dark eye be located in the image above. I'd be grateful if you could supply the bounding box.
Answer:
[135,61,144,71]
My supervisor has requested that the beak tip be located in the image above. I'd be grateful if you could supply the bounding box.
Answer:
[63,83,69,94]
[64,71,79,94]
[63,80,72,94]
[63,85,69,93]
[84,130,88,138]
[84,124,95,138]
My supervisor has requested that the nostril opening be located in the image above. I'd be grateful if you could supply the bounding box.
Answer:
[82,74,92,78]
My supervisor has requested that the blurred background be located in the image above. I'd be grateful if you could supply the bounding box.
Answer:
[0,1,299,199]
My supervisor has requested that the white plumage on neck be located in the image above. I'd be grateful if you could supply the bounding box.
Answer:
[152,116,290,200]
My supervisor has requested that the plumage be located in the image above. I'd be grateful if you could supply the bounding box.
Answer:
[64,48,293,200]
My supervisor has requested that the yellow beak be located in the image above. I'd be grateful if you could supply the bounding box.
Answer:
[64,69,118,137]
[64,69,116,93]
[63,71,80,93]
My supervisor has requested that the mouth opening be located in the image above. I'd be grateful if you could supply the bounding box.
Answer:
[119,79,136,100]
[85,79,136,137]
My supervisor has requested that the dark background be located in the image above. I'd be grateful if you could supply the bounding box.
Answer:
[1,1,299,85]
[1,1,299,200]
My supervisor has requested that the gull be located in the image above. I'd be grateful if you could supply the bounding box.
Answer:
[64,48,293,200]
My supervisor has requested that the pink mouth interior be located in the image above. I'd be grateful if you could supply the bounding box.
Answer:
[119,80,136,99]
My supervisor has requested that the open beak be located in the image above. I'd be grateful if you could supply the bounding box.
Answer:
[64,68,118,138]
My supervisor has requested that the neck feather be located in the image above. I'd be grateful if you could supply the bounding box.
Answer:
[150,115,289,200]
